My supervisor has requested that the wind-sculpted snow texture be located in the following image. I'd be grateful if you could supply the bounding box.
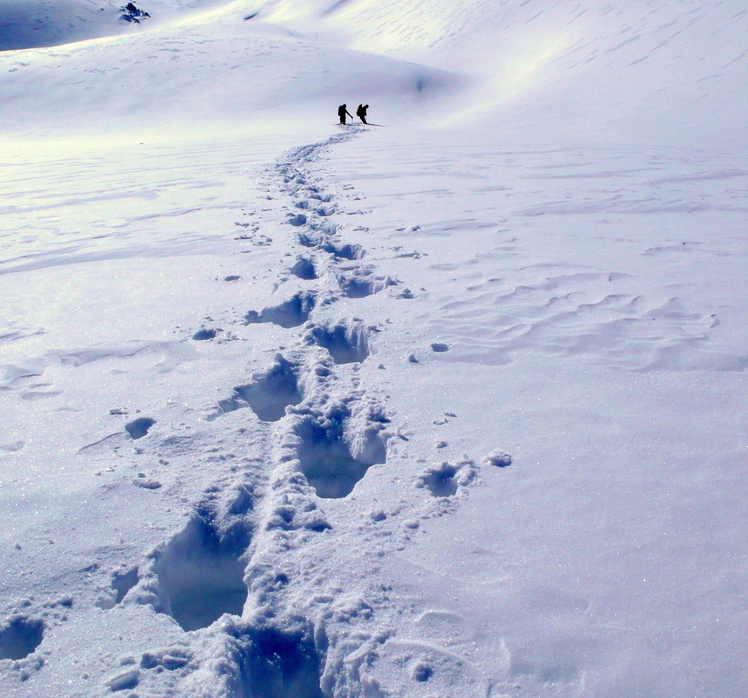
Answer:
[1,1,748,697]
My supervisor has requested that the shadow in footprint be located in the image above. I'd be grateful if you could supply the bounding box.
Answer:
[295,413,386,498]
[113,568,139,603]
[193,328,219,341]
[209,356,302,422]
[245,292,316,329]
[0,617,44,660]
[305,322,370,364]
[236,624,324,698]
[125,417,155,440]
[322,241,364,261]
[97,568,140,610]
[297,233,320,249]
[152,512,250,631]
[419,462,459,497]
[417,460,476,497]
[288,214,307,227]
[236,356,302,421]
[297,232,363,261]
[289,258,317,280]
[337,269,394,298]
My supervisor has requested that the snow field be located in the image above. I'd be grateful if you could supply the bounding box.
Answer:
[322,128,748,696]
[1,0,747,696]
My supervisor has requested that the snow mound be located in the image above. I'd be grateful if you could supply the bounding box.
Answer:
[0,0,136,51]
[0,0,229,51]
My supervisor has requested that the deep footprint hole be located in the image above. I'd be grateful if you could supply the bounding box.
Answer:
[297,233,319,248]
[235,356,302,422]
[125,417,155,440]
[421,463,459,497]
[306,323,370,364]
[193,328,219,341]
[245,292,316,329]
[153,514,250,632]
[289,258,317,280]
[322,241,364,260]
[112,568,139,604]
[0,617,44,661]
[296,417,386,498]
[237,624,324,698]
[288,214,307,226]
[338,276,378,299]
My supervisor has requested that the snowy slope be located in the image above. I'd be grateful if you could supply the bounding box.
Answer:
[251,0,748,143]
[0,0,228,51]
[1,1,747,697]
[0,0,458,138]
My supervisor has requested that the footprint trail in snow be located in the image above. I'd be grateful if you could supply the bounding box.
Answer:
[83,129,500,698]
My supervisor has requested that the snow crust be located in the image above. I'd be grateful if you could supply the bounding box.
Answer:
[1,1,747,697]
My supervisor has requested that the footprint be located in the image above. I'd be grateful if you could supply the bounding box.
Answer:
[232,623,324,698]
[287,214,307,227]
[297,230,364,261]
[244,292,316,329]
[97,568,140,610]
[418,462,459,497]
[112,568,139,603]
[416,459,477,497]
[236,355,303,422]
[289,257,317,280]
[151,511,250,632]
[193,328,219,341]
[208,357,303,423]
[337,267,395,298]
[294,410,387,498]
[297,232,321,249]
[322,240,364,261]
[0,616,44,660]
[304,321,370,364]
[125,417,155,440]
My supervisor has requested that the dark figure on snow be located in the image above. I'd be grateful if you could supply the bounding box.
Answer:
[338,104,353,125]
[356,104,369,124]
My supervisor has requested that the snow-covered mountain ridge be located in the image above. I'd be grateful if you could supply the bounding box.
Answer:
[1,0,745,142]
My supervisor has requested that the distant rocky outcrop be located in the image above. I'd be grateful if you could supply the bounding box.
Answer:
[120,3,150,24]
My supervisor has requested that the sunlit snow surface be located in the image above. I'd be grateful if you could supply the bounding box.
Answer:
[1,1,747,697]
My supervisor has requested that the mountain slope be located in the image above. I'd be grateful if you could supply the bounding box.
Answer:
[255,0,748,142]
[0,2,746,698]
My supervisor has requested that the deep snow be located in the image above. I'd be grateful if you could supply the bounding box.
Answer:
[0,1,747,697]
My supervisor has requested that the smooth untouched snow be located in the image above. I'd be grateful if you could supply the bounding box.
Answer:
[0,1,746,697]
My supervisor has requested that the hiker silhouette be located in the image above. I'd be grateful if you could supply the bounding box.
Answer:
[338,104,353,125]
[356,104,369,124]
